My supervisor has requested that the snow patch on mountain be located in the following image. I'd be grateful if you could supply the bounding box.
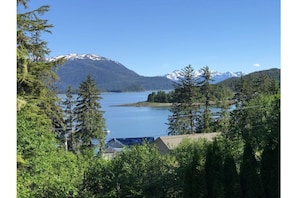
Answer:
[48,53,245,84]
[47,53,109,62]
[165,70,245,83]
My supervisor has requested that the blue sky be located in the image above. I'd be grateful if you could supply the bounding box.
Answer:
[18,0,280,76]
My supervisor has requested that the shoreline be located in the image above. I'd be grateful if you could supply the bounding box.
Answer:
[111,100,236,108]
[111,101,172,107]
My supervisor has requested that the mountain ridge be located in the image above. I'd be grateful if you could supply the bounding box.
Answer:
[53,54,174,92]
[164,69,246,84]
[52,53,279,93]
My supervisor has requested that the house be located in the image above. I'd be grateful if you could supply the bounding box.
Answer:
[154,132,220,155]
[103,137,155,159]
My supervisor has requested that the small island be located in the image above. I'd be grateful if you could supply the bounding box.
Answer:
[111,101,172,108]
[112,100,235,108]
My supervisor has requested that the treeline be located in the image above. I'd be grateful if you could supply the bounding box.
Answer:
[217,68,280,91]
[147,68,280,104]
[147,84,234,103]
[17,1,279,197]
[166,65,280,135]
[147,90,175,103]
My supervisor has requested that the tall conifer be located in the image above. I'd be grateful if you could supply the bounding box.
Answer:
[167,65,200,135]
[62,86,77,152]
[261,142,279,198]
[183,146,206,198]
[17,0,65,136]
[198,65,214,133]
[240,142,263,198]
[223,152,241,197]
[205,139,224,198]
[17,1,83,196]
[74,75,106,155]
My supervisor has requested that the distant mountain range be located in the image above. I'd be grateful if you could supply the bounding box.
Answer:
[51,53,279,93]
[164,70,245,84]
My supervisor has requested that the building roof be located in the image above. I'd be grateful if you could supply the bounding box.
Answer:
[154,132,220,154]
[106,137,155,148]
[103,136,155,159]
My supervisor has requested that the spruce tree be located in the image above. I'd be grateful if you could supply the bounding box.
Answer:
[261,142,279,198]
[62,86,76,152]
[197,65,214,133]
[216,100,231,135]
[240,142,263,198]
[183,146,206,198]
[17,0,65,136]
[205,139,224,198]
[167,65,200,135]
[74,75,106,155]
[223,152,241,198]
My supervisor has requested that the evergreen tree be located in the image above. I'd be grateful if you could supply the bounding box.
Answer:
[216,100,231,135]
[198,65,215,133]
[234,76,253,105]
[227,73,280,152]
[147,91,156,102]
[205,139,224,198]
[17,0,65,137]
[223,152,241,198]
[261,142,280,198]
[17,0,57,97]
[155,90,168,103]
[16,1,90,197]
[183,146,206,198]
[253,73,270,95]
[268,78,280,95]
[240,142,263,198]
[62,86,77,152]
[229,92,279,151]
[173,138,209,197]
[167,65,200,135]
[74,75,106,155]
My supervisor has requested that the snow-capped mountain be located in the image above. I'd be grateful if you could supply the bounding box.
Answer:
[47,53,110,62]
[52,53,173,92]
[49,53,248,91]
[165,69,245,84]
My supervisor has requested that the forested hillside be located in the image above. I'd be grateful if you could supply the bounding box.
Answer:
[217,68,280,91]
[147,68,280,104]
[55,56,174,92]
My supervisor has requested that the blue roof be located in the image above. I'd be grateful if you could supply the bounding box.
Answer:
[107,137,155,146]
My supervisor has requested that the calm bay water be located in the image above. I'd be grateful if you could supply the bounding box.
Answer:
[58,91,234,140]
[58,91,171,140]
[100,91,171,139]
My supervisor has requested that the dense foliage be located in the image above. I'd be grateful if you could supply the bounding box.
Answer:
[16,1,102,197]
[17,1,86,197]
[17,1,279,197]
[147,85,234,103]
[147,90,175,103]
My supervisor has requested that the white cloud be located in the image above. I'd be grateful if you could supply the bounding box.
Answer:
[253,63,261,67]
